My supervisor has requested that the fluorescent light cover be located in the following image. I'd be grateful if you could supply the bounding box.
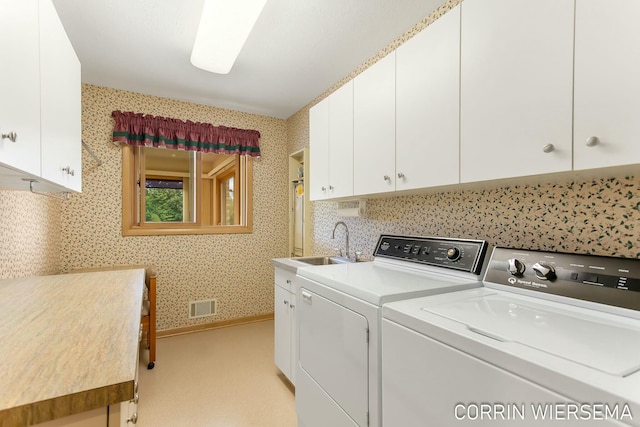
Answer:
[191,0,268,74]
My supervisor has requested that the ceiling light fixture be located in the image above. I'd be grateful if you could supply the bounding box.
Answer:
[191,0,268,74]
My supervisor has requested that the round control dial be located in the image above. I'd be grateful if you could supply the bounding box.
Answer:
[532,262,556,280]
[507,258,525,276]
[446,247,461,261]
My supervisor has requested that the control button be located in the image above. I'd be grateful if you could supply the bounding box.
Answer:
[446,247,461,261]
[532,262,556,280]
[380,242,390,251]
[507,259,526,276]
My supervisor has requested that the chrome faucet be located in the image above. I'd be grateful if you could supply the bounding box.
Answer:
[332,221,350,260]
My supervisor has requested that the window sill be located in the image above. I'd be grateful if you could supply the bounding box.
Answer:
[122,224,253,236]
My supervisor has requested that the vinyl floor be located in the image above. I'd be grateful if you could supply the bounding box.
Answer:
[136,320,297,427]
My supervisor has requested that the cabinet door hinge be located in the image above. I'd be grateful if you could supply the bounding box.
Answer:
[366,328,369,343]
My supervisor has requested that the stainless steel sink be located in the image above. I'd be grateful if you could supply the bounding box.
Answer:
[294,256,354,266]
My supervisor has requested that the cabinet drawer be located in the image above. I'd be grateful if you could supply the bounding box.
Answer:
[275,269,296,293]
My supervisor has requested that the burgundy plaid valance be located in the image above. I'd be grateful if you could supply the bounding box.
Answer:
[111,111,261,157]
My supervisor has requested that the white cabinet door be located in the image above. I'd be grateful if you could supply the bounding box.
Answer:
[274,284,292,380]
[396,5,461,190]
[309,98,329,201]
[39,0,82,192]
[353,53,396,196]
[0,0,41,176]
[574,0,640,170]
[328,81,354,199]
[460,0,574,183]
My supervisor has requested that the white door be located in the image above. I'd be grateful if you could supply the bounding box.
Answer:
[39,0,82,191]
[396,5,461,190]
[309,98,329,201]
[574,0,640,170]
[327,82,354,199]
[298,288,368,427]
[274,284,292,380]
[353,53,396,196]
[460,0,573,183]
[0,0,41,176]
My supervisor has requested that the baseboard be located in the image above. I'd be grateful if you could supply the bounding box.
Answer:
[157,312,274,338]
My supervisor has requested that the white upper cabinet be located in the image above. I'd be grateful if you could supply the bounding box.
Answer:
[460,0,574,183]
[40,0,82,192]
[396,5,461,191]
[353,53,396,196]
[309,98,330,201]
[327,81,354,199]
[573,0,640,170]
[309,82,354,201]
[0,0,41,177]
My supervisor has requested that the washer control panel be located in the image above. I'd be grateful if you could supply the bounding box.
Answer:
[373,235,488,275]
[485,247,640,312]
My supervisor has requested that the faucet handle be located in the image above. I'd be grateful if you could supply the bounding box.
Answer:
[333,248,343,257]
[355,251,362,262]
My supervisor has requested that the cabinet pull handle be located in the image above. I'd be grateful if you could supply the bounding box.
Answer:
[127,412,138,424]
[290,303,295,309]
[286,279,291,284]
[586,136,600,147]
[132,393,139,404]
[1,131,17,142]
[383,175,390,181]
[397,172,405,179]
[283,300,289,305]
[329,185,334,190]
[62,166,75,176]
[321,186,326,191]
[302,291,312,304]
[542,144,555,153]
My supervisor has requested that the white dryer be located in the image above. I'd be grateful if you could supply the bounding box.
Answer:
[295,235,489,427]
[382,247,640,426]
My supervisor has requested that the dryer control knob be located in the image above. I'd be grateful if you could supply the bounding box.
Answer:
[507,258,525,276]
[532,262,556,280]
[446,247,461,261]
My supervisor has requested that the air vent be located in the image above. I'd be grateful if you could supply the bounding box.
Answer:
[189,299,217,319]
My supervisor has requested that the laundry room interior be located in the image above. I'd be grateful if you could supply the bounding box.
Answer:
[1,0,639,426]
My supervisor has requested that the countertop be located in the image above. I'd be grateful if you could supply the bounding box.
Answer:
[270,257,315,273]
[0,269,144,426]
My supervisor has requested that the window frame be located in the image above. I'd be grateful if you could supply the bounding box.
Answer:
[122,145,253,236]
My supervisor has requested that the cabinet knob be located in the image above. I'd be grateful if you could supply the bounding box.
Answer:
[1,131,17,142]
[329,185,334,190]
[286,279,291,284]
[586,136,600,147]
[290,303,295,309]
[283,300,289,305]
[542,144,555,153]
[62,166,75,176]
[397,172,405,179]
[383,175,390,181]
[321,186,326,191]
[127,412,138,424]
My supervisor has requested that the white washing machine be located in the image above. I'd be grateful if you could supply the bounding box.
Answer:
[295,235,489,427]
[382,247,640,426]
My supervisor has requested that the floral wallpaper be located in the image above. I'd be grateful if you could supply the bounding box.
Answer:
[0,191,62,279]
[58,84,289,331]
[1,0,639,334]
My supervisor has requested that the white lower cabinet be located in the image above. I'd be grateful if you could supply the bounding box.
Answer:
[274,268,297,385]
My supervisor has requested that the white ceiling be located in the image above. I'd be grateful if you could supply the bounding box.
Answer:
[52,0,445,119]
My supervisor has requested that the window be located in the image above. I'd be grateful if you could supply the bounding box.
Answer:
[122,145,252,235]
